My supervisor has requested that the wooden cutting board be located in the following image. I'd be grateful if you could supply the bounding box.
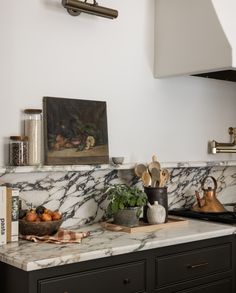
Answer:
[101,216,188,233]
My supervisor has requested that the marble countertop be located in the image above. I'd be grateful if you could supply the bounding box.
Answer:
[0,219,235,272]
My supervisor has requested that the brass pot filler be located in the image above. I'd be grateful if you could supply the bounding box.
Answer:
[211,127,236,154]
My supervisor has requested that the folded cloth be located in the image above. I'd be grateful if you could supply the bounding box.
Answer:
[20,229,90,244]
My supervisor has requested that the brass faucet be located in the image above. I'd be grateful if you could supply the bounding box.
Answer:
[211,127,236,153]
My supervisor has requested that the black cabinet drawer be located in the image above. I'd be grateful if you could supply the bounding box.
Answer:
[38,260,146,293]
[156,243,232,287]
[156,277,232,293]
[173,278,232,293]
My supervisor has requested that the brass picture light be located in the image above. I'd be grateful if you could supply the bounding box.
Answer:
[62,0,118,19]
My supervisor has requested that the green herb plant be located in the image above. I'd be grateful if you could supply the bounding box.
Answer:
[106,184,147,217]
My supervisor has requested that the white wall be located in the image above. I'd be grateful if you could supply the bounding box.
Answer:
[0,0,236,165]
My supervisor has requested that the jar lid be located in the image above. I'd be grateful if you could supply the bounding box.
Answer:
[24,109,42,114]
[10,136,28,141]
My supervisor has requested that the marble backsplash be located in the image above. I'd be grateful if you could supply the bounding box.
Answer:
[1,164,236,228]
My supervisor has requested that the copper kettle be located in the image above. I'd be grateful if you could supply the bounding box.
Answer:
[192,176,227,213]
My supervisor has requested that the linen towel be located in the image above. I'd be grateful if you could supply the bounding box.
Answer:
[20,229,90,244]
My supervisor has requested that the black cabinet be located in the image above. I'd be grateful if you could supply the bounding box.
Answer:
[0,235,235,293]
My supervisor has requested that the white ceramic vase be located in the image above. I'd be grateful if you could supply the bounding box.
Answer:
[147,201,166,224]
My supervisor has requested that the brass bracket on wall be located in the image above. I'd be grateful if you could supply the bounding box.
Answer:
[62,0,118,19]
[211,127,236,154]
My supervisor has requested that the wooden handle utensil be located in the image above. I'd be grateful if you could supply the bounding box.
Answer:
[148,154,161,172]
[150,167,160,187]
[134,163,147,178]
[159,169,170,187]
[142,170,152,187]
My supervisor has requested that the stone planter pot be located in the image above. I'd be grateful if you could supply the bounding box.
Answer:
[113,207,141,227]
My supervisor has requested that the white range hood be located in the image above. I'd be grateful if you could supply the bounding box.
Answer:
[154,0,236,81]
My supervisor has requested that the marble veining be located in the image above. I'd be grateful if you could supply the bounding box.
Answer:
[0,220,235,271]
[0,164,236,228]
[1,160,236,174]
[1,162,236,272]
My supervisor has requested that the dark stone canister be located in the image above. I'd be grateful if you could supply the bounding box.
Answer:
[143,186,168,223]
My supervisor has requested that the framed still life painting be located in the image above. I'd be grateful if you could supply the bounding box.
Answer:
[43,97,109,165]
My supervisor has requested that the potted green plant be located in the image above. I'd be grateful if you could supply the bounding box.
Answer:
[106,184,147,227]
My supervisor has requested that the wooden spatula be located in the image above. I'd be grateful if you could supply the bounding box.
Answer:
[150,167,160,187]
[142,170,151,187]
[159,169,170,187]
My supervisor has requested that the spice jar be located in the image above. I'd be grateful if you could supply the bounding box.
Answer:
[9,136,29,166]
[24,109,42,165]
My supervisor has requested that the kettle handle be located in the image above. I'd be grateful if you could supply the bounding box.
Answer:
[201,176,217,192]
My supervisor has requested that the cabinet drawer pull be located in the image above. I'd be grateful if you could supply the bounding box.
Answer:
[187,262,209,269]
[123,278,131,284]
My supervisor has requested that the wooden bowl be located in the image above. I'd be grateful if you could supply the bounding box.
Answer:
[19,219,63,236]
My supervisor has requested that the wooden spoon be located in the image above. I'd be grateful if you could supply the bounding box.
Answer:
[141,170,152,187]
[150,167,160,187]
[148,154,161,172]
[159,169,170,187]
[134,163,147,178]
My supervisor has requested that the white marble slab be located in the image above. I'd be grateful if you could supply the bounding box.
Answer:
[1,160,236,174]
[0,219,235,271]
[1,164,236,228]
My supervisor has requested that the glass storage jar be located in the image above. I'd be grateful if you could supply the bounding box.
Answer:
[9,136,29,166]
[24,109,42,165]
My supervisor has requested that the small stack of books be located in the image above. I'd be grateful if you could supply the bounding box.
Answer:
[0,186,19,245]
